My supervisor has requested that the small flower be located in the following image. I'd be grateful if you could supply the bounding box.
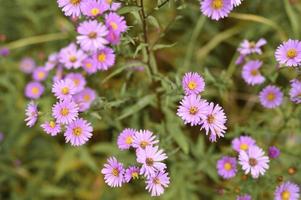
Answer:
[52,100,79,125]
[59,43,86,69]
[117,128,136,150]
[45,53,59,71]
[200,102,227,142]
[20,57,36,74]
[124,166,140,183]
[65,73,86,93]
[132,130,159,150]
[289,79,301,104]
[238,38,267,55]
[101,157,125,187]
[93,47,115,70]
[241,60,265,86]
[268,146,280,159]
[41,121,61,136]
[177,94,209,126]
[259,85,283,109]
[238,145,269,178]
[81,0,106,17]
[82,57,98,74]
[101,0,121,11]
[0,48,10,57]
[57,0,85,17]
[231,0,243,7]
[146,171,170,197]
[64,118,93,146]
[32,67,48,81]
[52,79,76,101]
[106,30,121,45]
[275,39,301,67]
[236,194,252,200]
[105,12,127,35]
[274,181,300,200]
[25,102,38,127]
[25,82,44,99]
[216,156,237,179]
[235,54,246,65]
[232,136,256,152]
[73,87,96,112]
[200,0,234,21]
[182,72,205,95]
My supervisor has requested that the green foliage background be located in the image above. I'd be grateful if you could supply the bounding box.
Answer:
[0,0,301,199]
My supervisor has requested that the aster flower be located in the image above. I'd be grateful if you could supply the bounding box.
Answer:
[268,146,280,159]
[231,0,243,7]
[124,166,140,183]
[274,181,300,200]
[237,194,252,200]
[57,0,86,17]
[64,118,93,146]
[238,145,269,179]
[132,130,159,150]
[241,60,265,86]
[45,53,59,71]
[232,136,256,152]
[52,79,76,101]
[289,79,301,104]
[117,128,136,150]
[93,47,115,70]
[52,100,79,125]
[177,94,209,126]
[41,121,61,136]
[238,38,267,55]
[25,81,45,100]
[59,43,86,69]
[81,0,106,17]
[32,67,48,81]
[101,157,125,187]
[182,72,205,95]
[200,102,227,142]
[102,0,121,11]
[73,87,96,112]
[106,30,121,45]
[20,57,36,74]
[77,20,108,52]
[82,57,98,74]
[275,39,301,67]
[105,12,127,35]
[259,85,283,109]
[25,102,38,127]
[146,171,170,197]
[136,145,167,177]
[235,54,246,65]
[65,73,86,93]
[200,0,234,21]
[216,156,237,179]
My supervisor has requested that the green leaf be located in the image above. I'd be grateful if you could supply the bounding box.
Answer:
[118,6,141,15]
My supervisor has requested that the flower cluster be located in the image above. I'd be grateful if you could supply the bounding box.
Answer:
[177,72,227,142]
[101,128,170,197]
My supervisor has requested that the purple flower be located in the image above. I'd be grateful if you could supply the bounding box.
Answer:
[59,43,86,69]
[73,87,96,112]
[41,121,61,136]
[81,0,106,17]
[0,48,10,56]
[102,1,121,12]
[25,81,44,99]
[25,102,38,127]
[231,0,243,7]
[82,57,98,74]
[117,128,136,150]
[0,132,4,142]
[182,72,205,95]
[132,130,159,150]
[238,38,267,55]
[20,57,36,74]
[105,12,127,35]
[268,146,280,159]
[77,20,108,52]
[259,85,283,109]
[65,73,86,93]
[200,102,227,142]
[136,145,167,177]
[45,53,59,71]
[177,94,209,126]
[64,118,93,146]
[146,171,170,197]
[32,67,48,81]
[200,0,234,21]
[52,79,76,101]
[106,31,121,45]
[93,47,115,70]
[237,194,252,200]
[235,54,246,65]
[238,145,269,178]
[101,157,125,187]
[52,100,79,125]
[289,79,301,104]
[232,136,256,152]
[275,39,301,67]
[124,166,140,183]
[57,0,86,17]
[216,156,237,179]
[274,181,300,200]
[241,60,265,86]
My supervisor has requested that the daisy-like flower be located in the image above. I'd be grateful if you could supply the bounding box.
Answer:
[137,145,167,177]
[32,67,48,81]
[52,100,79,125]
[65,73,86,93]
[101,157,125,187]
[82,57,98,74]
[289,79,301,104]
[238,38,267,55]
[52,79,76,101]
[216,156,237,179]
[231,0,243,7]
[59,43,86,69]
[132,130,159,150]
[237,194,252,200]
[41,120,61,136]
[259,85,283,109]
[57,0,86,17]
[268,146,280,159]
[200,102,227,142]
[93,47,115,70]
[232,136,256,152]
[242,60,265,86]
[200,0,234,21]
[102,0,121,11]
[64,118,93,146]
[146,171,170,197]
[117,128,136,150]
[77,20,108,52]
[182,72,205,95]
[45,53,59,71]
[73,87,96,112]
[238,145,269,179]
[105,12,127,35]
[20,57,36,74]
[177,94,209,126]
[274,181,300,200]
[124,166,140,183]
[106,30,121,45]
[25,81,44,99]
[81,0,106,18]
[275,39,301,67]
[25,102,38,127]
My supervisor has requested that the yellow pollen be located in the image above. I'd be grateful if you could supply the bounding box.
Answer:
[207,114,215,124]
[70,0,81,5]
[132,172,139,179]
[240,143,249,151]
[90,8,100,16]
[106,0,112,4]
[146,158,154,166]
[249,158,257,167]
[38,72,45,79]
[31,87,39,95]
[224,163,232,171]
[73,79,80,86]
[112,168,119,176]
[98,53,106,62]
[267,92,276,101]
[125,136,133,145]
[88,32,97,39]
[60,108,69,116]
[85,62,92,68]
[61,87,69,95]
[188,81,197,90]
[140,141,149,149]
[250,69,258,76]
[110,22,118,30]
[212,0,223,9]
[189,106,198,115]
[83,94,91,102]
[49,121,56,128]
[69,56,77,63]
[287,49,297,59]
[281,190,291,200]
[249,42,256,48]
[73,127,82,136]
[153,178,160,185]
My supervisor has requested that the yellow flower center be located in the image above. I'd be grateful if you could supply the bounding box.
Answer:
[110,22,118,30]
[90,8,100,16]
[146,158,154,166]
[60,108,69,116]
[224,162,232,171]
[88,32,97,39]
[61,87,69,95]
[70,0,81,5]
[106,0,112,4]
[112,168,119,176]
[267,92,276,101]
[85,62,92,68]
[212,0,223,9]
[69,56,77,63]
[281,190,291,200]
[73,79,80,86]
[250,69,258,76]
[207,114,215,124]
[188,81,197,90]
[132,172,139,179]
[189,106,198,115]
[249,158,257,167]
[153,177,160,185]
[240,143,249,151]
[287,49,297,59]
[125,136,133,145]
[38,72,45,79]
[83,94,91,102]
[31,87,39,95]
[49,121,56,128]
[140,141,149,149]
[98,53,106,62]
[73,127,82,136]
[249,41,256,48]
